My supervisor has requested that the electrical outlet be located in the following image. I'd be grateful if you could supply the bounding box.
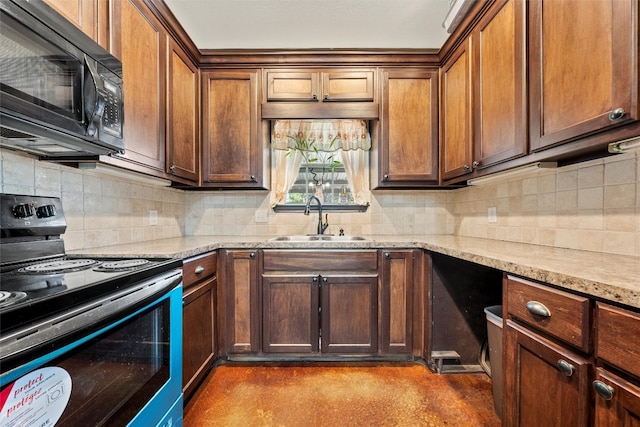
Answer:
[149,209,158,226]
[254,209,268,223]
[487,207,497,223]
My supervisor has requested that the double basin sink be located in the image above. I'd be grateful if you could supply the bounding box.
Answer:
[268,235,371,243]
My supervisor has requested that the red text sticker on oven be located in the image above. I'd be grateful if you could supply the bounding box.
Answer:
[0,367,72,427]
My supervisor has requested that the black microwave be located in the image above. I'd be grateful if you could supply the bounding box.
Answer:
[0,0,124,157]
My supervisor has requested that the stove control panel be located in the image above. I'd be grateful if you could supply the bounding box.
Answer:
[1,194,66,237]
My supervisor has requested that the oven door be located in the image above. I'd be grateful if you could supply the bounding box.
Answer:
[0,270,183,427]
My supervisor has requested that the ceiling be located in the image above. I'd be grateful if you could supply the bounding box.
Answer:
[163,0,454,50]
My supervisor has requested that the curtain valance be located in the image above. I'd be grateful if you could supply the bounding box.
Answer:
[271,119,371,152]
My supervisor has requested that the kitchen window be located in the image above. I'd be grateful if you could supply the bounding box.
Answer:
[270,119,371,210]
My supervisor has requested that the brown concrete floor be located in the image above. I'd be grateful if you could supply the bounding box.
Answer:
[184,363,501,426]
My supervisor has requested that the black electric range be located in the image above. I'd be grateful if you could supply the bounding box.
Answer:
[0,193,181,334]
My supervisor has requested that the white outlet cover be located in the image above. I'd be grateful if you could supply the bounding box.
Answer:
[149,209,158,225]
[488,207,497,223]
[254,209,268,223]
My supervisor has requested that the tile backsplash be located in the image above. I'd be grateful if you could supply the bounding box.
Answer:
[1,148,638,256]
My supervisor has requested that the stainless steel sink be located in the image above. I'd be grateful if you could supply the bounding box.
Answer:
[267,235,372,242]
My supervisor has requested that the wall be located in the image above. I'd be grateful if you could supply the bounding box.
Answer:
[0,149,185,251]
[2,147,639,257]
[453,151,640,257]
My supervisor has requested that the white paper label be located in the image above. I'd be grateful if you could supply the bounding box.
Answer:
[0,367,72,427]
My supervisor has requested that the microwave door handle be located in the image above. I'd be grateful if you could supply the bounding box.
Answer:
[83,55,105,138]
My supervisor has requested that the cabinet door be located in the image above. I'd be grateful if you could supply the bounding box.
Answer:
[44,0,108,49]
[440,38,474,181]
[529,0,639,151]
[166,38,199,183]
[182,277,216,400]
[504,320,591,427]
[321,275,378,354]
[473,0,527,169]
[110,0,166,173]
[265,71,319,101]
[322,70,375,102]
[379,250,414,354]
[378,68,439,187]
[594,368,640,427]
[262,275,320,353]
[224,250,260,354]
[202,70,264,187]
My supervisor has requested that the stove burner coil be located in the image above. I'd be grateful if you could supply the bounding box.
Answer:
[0,290,28,308]
[18,259,100,274]
[93,259,150,272]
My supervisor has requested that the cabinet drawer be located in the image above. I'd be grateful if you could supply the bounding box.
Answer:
[183,252,217,287]
[263,250,377,272]
[596,303,640,379]
[506,275,591,352]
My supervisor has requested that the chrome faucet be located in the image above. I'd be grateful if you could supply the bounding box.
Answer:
[304,195,329,235]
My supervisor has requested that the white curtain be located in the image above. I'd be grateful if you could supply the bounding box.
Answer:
[271,119,371,207]
[341,148,370,205]
[270,149,303,207]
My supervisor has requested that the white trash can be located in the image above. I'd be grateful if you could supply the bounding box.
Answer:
[484,305,503,418]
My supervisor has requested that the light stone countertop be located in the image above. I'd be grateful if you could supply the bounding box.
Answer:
[69,234,640,310]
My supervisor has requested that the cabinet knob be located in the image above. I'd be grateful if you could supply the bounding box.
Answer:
[609,108,626,121]
[194,265,205,275]
[556,359,575,377]
[593,380,615,401]
[526,301,551,318]
[383,174,389,181]
[463,164,471,172]
[384,252,390,259]
[169,165,176,172]
[472,161,480,169]
[322,277,328,283]
[249,252,255,259]
[312,277,318,283]
[250,175,256,182]
[323,94,329,100]
[312,93,318,101]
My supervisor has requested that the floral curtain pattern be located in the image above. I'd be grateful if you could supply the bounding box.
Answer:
[271,120,372,152]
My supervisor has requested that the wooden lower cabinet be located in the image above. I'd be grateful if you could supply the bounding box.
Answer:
[182,252,217,401]
[320,275,378,354]
[504,320,592,427]
[380,250,417,354]
[262,275,320,354]
[222,250,260,355]
[593,368,640,426]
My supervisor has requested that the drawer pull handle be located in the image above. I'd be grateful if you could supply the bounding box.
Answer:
[526,301,551,318]
[593,381,614,400]
[194,266,205,274]
[609,108,625,121]
[556,359,575,377]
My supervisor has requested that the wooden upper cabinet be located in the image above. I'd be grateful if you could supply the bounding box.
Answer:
[529,0,639,151]
[377,68,439,187]
[472,0,527,169]
[110,0,166,173]
[166,39,200,183]
[440,37,473,182]
[44,0,108,49]
[201,69,266,188]
[265,69,375,102]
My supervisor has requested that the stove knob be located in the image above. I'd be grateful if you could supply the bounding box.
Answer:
[36,205,57,218]
[12,203,35,218]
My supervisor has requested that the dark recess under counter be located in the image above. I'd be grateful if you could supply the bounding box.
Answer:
[429,253,503,371]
